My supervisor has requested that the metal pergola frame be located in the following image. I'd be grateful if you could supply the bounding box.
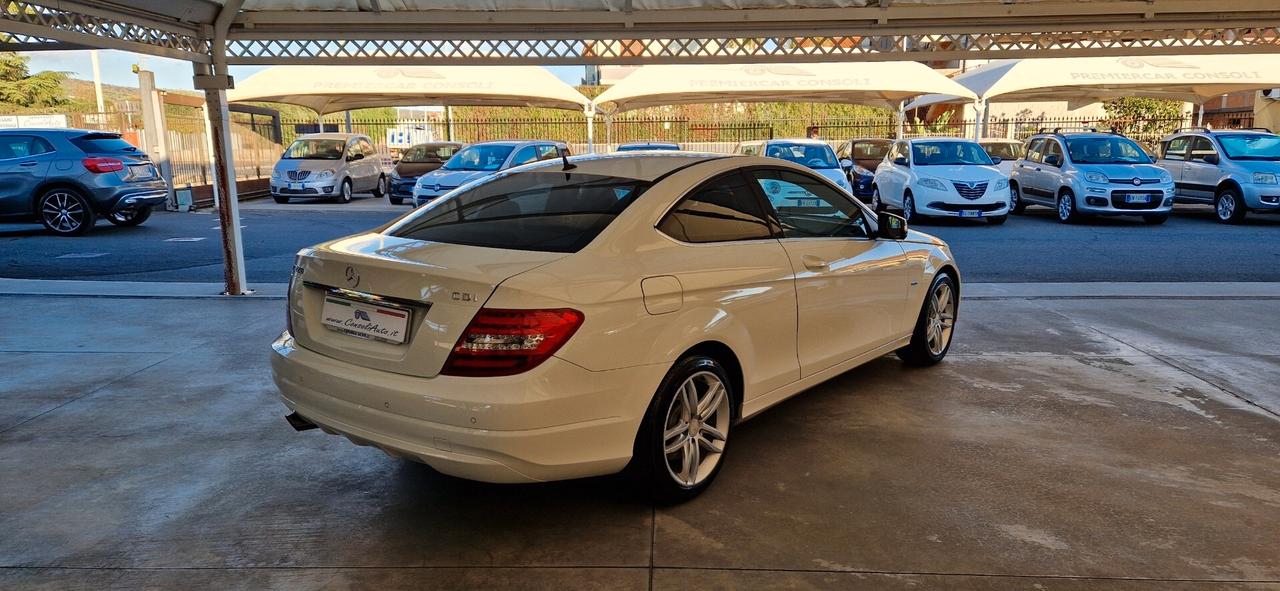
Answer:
[3,0,1280,294]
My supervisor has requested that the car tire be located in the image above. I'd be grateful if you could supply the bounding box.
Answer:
[1056,190,1081,224]
[871,186,885,213]
[1009,182,1026,214]
[987,214,1007,225]
[106,206,152,227]
[631,355,734,503]
[896,273,957,367]
[336,179,353,204]
[1214,188,1246,224]
[273,195,290,204]
[388,196,404,205]
[1142,213,1169,225]
[371,175,387,198]
[37,187,96,236]
[902,191,918,223]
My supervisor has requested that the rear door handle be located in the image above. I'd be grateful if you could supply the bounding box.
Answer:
[1034,167,1042,172]
[802,255,830,272]
[19,161,37,167]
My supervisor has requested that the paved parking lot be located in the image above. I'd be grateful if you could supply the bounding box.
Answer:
[2,289,1278,589]
[2,199,1278,284]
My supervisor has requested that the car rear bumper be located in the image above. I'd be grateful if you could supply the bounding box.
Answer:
[270,332,665,483]
[91,181,169,212]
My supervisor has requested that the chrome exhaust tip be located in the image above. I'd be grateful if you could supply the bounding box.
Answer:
[285,412,318,432]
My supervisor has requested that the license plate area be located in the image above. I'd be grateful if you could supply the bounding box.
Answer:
[290,182,302,190]
[128,164,154,179]
[1124,194,1150,204]
[959,209,983,218]
[320,293,412,345]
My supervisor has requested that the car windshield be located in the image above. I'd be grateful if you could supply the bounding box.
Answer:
[387,171,650,253]
[764,142,839,169]
[283,139,345,160]
[1065,137,1152,164]
[980,142,1023,160]
[442,144,516,171]
[401,144,458,163]
[852,141,890,160]
[912,141,994,166]
[1217,134,1280,161]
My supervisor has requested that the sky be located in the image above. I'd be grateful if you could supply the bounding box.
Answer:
[24,49,588,91]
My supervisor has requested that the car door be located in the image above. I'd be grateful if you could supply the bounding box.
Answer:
[748,167,910,377]
[534,144,560,162]
[0,134,56,217]
[1159,135,1193,201]
[655,170,800,398]
[359,138,379,189]
[342,139,363,189]
[507,145,539,168]
[877,141,907,207]
[1037,139,1066,202]
[1182,136,1220,202]
[1015,138,1045,201]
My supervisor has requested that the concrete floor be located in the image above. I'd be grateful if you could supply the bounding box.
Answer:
[1,291,1279,590]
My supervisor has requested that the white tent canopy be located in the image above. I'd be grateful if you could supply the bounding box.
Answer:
[904,54,1280,110]
[593,62,978,114]
[228,65,591,115]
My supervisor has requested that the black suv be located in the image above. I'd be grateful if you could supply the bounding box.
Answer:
[0,129,168,236]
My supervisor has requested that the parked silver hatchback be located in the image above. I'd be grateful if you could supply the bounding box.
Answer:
[1010,128,1175,224]
[1156,127,1280,224]
[271,133,390,204]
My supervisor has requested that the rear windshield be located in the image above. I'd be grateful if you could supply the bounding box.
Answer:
[852,141,890,160]
[764,142,839,169]
[442,144,515,171]
[71,133,139,154]
[980,142,1023,160]
[387,171,650,253]
[401,144,458,163]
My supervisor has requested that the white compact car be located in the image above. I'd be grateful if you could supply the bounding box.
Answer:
[271,153,960,500]
[872,137,1012,225]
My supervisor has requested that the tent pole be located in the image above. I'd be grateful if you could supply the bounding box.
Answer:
[973,100,984,140]
[345,110,353,133]
[896,101,905,139]
[1196,103,1205,127]
[194,62,247,296]
[585,104,595,154]
[316,112,323,132]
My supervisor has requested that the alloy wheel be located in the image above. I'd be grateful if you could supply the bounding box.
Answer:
[1010,186,1020,209]
[903,195,914,222]
[1057,194,1072,221]
[341,181,352,202]
[41,192,86,234]
[926,281,956,356]
[1217,194,1235,221]
[663,371,730,488]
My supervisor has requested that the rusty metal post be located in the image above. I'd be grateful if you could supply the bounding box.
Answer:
[195,64,247,295]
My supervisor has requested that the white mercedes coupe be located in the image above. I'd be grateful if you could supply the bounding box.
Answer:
[271,152,960,501]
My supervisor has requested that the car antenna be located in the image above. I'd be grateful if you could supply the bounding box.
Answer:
[560,148,576,172]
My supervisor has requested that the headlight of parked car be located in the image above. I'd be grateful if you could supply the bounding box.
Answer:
[316,169,335,179]
[1158,170,1173,184]
[918,177,948,191]
[1084,172,1108,184]
[1253,172,1278,185]
[389,169,400,180]
[855,166,874,176]
[271,168,280,179]
[994,178,1010,191]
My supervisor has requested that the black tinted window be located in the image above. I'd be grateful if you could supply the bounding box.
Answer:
[388,171,648,253]
[752,169,869,239]
[70,133,138,154]
[658,172,774,243]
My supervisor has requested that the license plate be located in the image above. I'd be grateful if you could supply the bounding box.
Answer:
[1124,194,1150,204]
[959,210,983,218]
[289,182,302,190]
[321,296,410,344]
[128,164,154,179]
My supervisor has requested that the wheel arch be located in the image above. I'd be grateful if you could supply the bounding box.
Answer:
[1216,178,1244,197]
[677,341,744,421]
[30,179,94,214]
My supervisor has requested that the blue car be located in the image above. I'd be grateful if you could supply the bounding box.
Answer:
[412,140,568,206]
[0,129,167,236]
[615,141,680,152]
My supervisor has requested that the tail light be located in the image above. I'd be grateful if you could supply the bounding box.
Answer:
[441,308,584,377]
[82,157,124,174]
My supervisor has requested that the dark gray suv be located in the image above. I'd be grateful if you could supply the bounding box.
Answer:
[0,129,167,236]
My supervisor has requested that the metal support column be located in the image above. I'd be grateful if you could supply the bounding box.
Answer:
[585,105,595,154]
[345,110,353,133]
[896,101,906,139]
[137,70,175,208]
[1197,103,1206,127]
[195,65,247,295]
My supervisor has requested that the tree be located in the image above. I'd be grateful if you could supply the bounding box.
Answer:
[1101,97,1185,140]
[0,52,69,108]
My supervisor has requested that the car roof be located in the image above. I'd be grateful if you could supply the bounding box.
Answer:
[407,141,463,147]
[620,141,679,146]
[979,138,1021,143]
[848,138,891,143]
[0,128,106,135]
[511,152,727,182]
[465,139,565,148]
[765,138,830,145]
[908,137,977,143]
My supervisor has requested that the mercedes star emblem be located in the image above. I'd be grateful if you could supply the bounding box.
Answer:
[344,266,360,288]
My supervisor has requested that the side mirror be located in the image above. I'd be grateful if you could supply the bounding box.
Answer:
[1203,153,1220,165]
[877,211,908,240]
[1044,154,1062,167]
[348,153,364,162]
[990,156,1002,165]
[893,156,909,167]
[839,158,853,171]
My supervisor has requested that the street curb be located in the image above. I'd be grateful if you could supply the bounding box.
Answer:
[4,279,1280,301]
